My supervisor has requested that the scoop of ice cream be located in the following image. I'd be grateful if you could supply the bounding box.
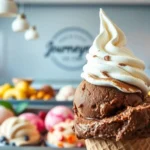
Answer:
[19,113,45,133]
[45,106,74,131]
[74,103,150,141]
[56,85,76,101]
[73,9,150,142]
[46,120,85,148]
[74,80,143,119]
[0,106,14,125]
[81,9,150,95]
[0,117,40,146]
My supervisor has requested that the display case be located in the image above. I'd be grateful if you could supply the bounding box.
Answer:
[0,104,85,150]
[2,147,86,150]
[7,100,73,109]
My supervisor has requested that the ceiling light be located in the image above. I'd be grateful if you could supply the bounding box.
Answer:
[25,26,39,41]
[12,14,29,32]
[0,0,18,17]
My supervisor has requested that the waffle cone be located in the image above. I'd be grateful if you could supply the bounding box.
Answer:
[85,138,150,150]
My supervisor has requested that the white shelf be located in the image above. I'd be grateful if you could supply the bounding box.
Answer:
[15,0,150,4]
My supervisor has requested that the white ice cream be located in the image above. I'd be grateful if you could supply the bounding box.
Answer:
[56,85,76,101]
[81,9,150,94]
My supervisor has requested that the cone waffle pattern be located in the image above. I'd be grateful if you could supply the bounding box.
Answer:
[85,138,150,150]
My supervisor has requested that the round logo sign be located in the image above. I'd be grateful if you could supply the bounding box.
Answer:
[45,27,93,70]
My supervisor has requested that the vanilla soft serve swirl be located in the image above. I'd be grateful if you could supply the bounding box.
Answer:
[81,9,150,95]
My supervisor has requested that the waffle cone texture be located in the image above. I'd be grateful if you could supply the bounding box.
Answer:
[85,138,150,150]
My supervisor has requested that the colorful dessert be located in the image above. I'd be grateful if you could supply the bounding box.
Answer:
[0,105,14,124]
[45,106,74,131]
[41,85,55,98]
[0,84,12,98]
[3,88,27,100]
[38,111,47,121]
[46,120,85,148]
[12,78,33,85]
[73,9,150,150]
[0,78,54,101]
[19,112,45,133]
[0,117,41,146]
[56,85,76,101]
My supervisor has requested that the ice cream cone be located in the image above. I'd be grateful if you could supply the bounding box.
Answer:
[85,138,150,150]
[73,9,150,150]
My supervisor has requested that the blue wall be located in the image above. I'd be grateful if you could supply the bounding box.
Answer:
[0,5,150,88]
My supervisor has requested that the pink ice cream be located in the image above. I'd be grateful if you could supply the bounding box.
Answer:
[45,106,74,131]
[19,113,45,133]
[0,106,14,124]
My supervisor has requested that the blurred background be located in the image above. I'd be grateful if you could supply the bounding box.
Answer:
[0,0,150,89]
[0,1,150,149]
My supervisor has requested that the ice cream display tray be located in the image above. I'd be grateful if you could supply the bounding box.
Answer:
[0,100,73,108]
[0,104,85,150]
[1,147,86,150]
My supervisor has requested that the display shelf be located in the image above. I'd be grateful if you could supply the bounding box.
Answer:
[0,100,73,109]
[5,100,73,106]
[2,147,86,150]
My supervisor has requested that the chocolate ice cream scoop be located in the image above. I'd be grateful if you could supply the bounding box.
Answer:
[74,80,143,119]
[74,103,150,141]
